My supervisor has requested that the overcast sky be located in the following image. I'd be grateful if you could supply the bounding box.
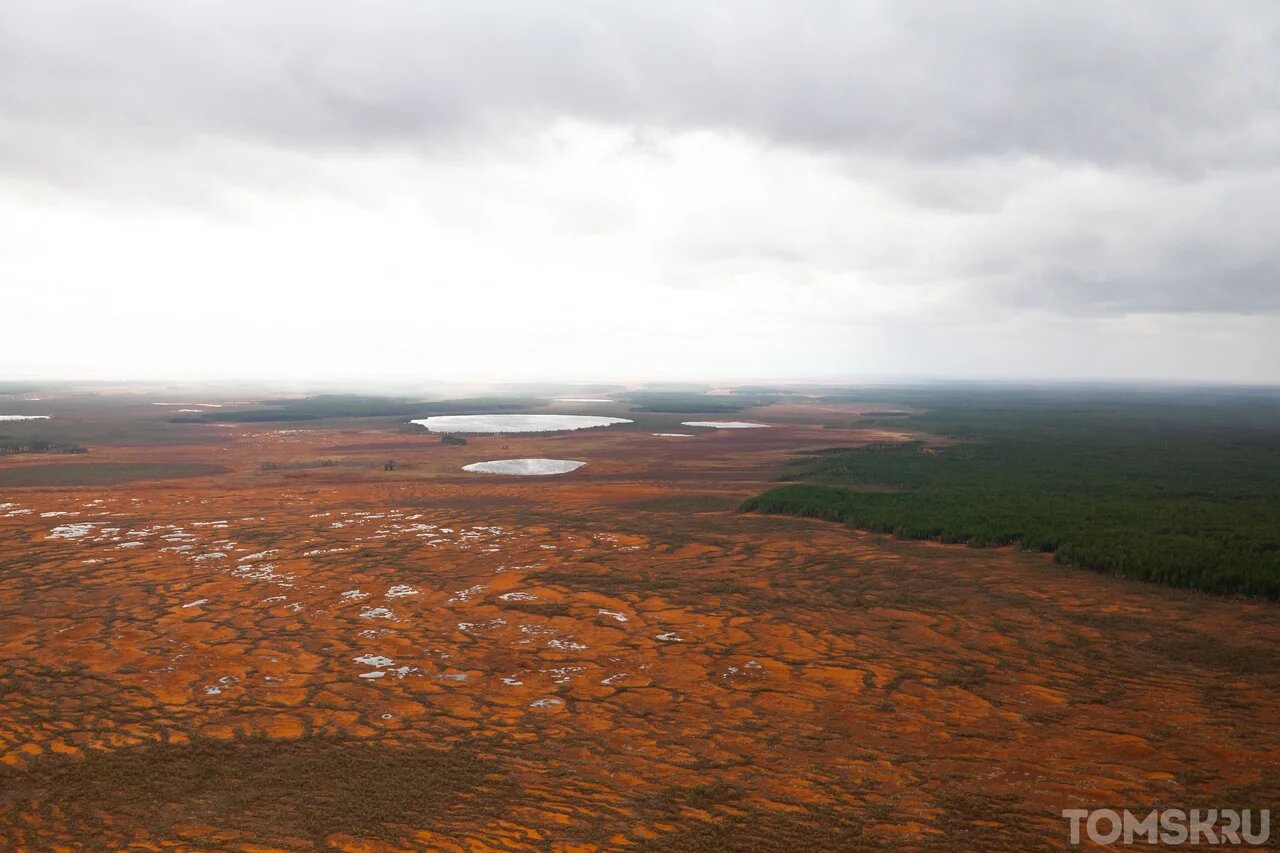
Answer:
[3,1,1278,384]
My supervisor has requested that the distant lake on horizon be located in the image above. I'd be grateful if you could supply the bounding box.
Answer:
[411,414,631,434]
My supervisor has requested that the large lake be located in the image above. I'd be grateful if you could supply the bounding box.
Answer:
[411,414,631,433]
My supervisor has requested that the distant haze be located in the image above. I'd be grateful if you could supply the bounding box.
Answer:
[3,1,1278,383]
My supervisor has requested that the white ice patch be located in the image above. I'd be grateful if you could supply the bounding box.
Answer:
[723,661,765,681]
[462,458,585,476]
[457,618,506,633]
[386,584,419,598]
[449,584,486,603]
[680,421,770,429]
[652,433,695,437]
[0,415,50,421]
[656,632,684,642]
[359,607,396,620]
[47,522,100,540]
[412,414,630,434]
[353,654,394,668]
[229,562,292,585]
[181,599,208,609]
[203,675,239,695]
[598,609,628,622]
[530,698,563,709]
[542,666,585,684]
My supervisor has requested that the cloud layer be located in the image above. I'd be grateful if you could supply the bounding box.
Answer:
[2,1,1278,381]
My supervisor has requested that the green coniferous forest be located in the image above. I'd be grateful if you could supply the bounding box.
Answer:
[741,387,1280,598]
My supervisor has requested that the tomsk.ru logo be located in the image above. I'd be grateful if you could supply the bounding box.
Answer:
[1063,808,1270,846]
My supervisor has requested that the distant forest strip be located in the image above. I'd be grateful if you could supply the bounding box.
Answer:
[620,392,747,413]
[0,439,86,456]
[0,462,228,486]
[167,394,545,423]
[618,390,801,413]
[741,387,1280,599]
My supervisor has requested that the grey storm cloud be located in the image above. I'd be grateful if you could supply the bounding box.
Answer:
[3,1,1277,167]
[1031,262,1280,315]
[2,0,1279,324]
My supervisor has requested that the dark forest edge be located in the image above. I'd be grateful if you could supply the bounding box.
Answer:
[0,439,87,456]
[741,387,1280,599]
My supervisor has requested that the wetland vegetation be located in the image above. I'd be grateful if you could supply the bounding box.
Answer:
[0,462,228,486]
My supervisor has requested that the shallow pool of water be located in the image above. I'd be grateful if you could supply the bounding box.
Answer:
[681,421,770,429]
[462,458,586,476]
[411,414,631,433]
[0,415,50,421]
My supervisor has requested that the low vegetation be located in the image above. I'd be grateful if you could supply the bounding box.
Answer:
[743,387,1280,598]
[0,736,502,847]
[259,458,357,471]
[0,462,227,486]
[168,394,545,424]
[0,438,86,456]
